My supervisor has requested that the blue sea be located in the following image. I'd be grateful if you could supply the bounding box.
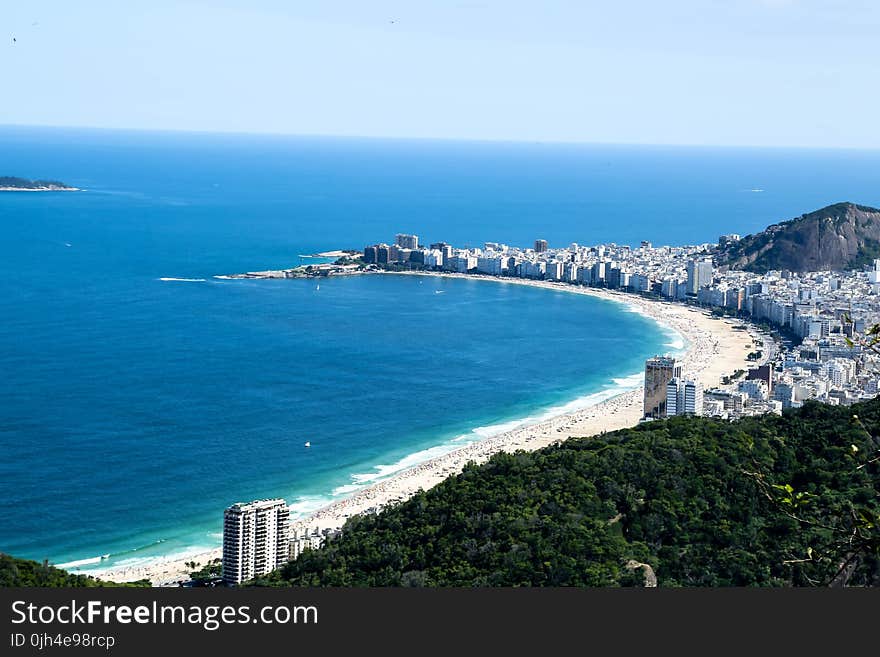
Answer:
[2,126,879,573]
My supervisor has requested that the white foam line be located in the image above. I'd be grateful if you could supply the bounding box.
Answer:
[74,543,217,575]
[334,373,645,494]
[56,555,105,569]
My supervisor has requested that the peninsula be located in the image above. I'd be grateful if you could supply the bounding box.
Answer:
[0,176,79,191]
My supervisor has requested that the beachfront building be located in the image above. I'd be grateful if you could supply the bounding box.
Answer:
[666,378,704,416]
[222,498,290,586]
[687,258,713,295]
[396,233,419,249]
[534,239,548,253]
[376,244,391,264]
[644,356,682,419]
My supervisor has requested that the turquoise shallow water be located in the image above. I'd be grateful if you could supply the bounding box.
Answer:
[1,127,878,572]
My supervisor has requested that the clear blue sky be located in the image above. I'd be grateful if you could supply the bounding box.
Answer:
[3,0,878,147]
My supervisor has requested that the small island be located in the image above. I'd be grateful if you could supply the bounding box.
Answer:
[0,176,80,192]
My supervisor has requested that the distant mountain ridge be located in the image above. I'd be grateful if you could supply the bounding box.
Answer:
[717,202,880,273]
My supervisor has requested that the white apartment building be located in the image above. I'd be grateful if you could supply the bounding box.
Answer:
[222,498,290,585]
[824,359,856,387]
[666,378,703,416]
[738,379,769,401]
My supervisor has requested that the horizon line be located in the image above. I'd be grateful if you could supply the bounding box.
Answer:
[2,121,879,153]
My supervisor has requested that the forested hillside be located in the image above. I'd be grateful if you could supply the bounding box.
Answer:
[256,399,880,587]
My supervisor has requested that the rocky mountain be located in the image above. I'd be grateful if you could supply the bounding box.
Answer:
[718,202,880,273]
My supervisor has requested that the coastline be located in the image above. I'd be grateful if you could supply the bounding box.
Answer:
[89,272,760,586]
[0,187,80,192]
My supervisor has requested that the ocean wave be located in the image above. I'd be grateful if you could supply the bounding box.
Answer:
[57,555,106,569]
[537,378,642,420]
[71,540,219,575]
[62,536,213,575]
[289,495,336,520]
[467,417,533,440]
[614,299,687,354]
[350,443,463,486]
[611,372,646,388]
[330,483,363,497]
[334,374,646,495]
[660,322,687,353]
[104,544,214,571]
[158,277,206,282]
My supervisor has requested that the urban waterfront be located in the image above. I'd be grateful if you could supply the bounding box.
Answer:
[3,127,879,579]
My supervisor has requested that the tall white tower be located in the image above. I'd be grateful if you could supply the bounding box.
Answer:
[222,499,290,585]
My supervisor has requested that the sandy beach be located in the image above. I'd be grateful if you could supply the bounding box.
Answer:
[91,274,761,586]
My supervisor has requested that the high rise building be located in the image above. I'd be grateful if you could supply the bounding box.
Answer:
[545,261,563,280]
[666,378,703,417]
[681,380,703,416]
[686,259,714,295]
[362,245,378,264]
[870,259,880,293]
[376,244,391,264]
[222,499,290,586]
[430,242,453,260]
[534,239,548,253]
[396,234,419,249]
[644,356,682,419]
[666,379,680,417]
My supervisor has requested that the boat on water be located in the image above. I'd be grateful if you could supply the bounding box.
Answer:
[304,441,311,448]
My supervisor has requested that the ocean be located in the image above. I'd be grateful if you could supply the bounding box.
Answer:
[1,126,879,572]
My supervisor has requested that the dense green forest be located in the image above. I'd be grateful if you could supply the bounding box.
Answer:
[255,398,880,587]
[0,554,150,587]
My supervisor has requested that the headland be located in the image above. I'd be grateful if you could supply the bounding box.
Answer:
[0,176,79,191]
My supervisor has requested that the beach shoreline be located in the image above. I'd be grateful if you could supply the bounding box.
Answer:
[0,187,80,192]
[88,273,762,586]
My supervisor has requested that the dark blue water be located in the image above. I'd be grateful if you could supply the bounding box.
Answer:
[1,126,878,570]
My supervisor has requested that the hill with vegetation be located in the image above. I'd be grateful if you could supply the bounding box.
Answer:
[717,202,880,273]
[0,176,76,190]
[254,398,880,587]
[0,553,150,587]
